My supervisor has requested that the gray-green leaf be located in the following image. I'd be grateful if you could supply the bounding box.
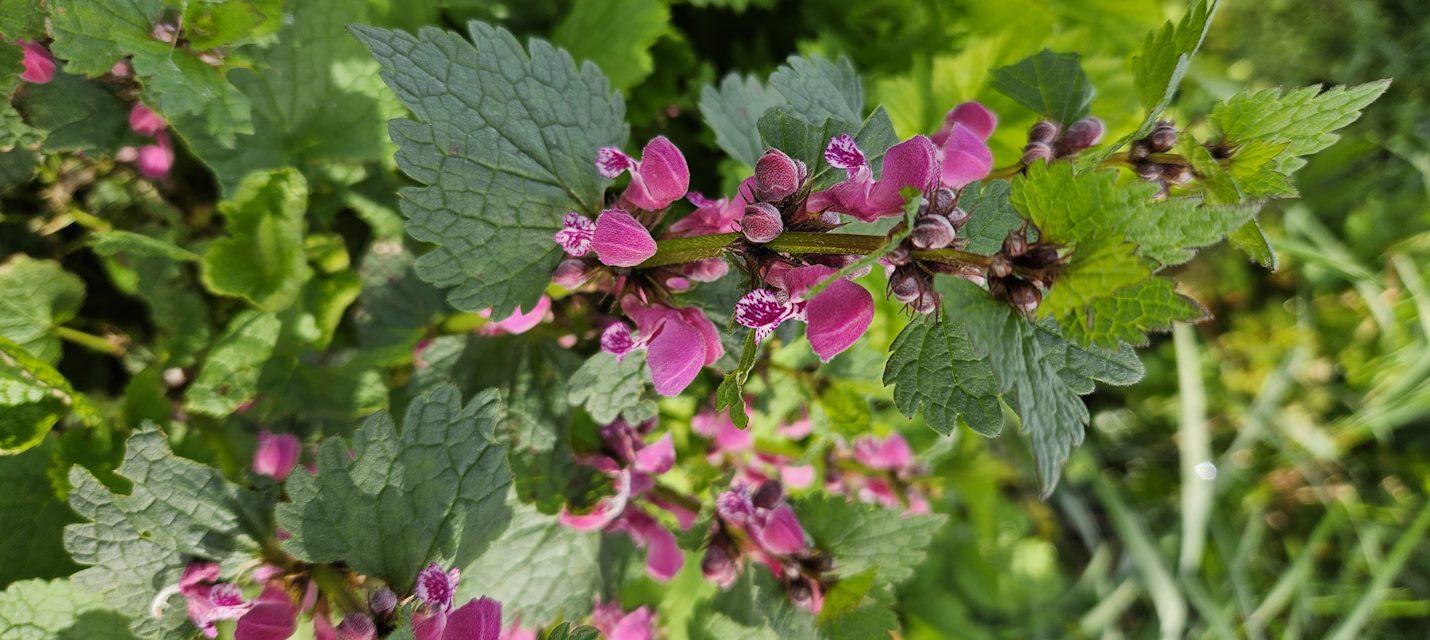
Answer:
[884,314,1003,437]
[990,49,1095,126]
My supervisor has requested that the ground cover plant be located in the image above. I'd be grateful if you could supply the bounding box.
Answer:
[0,0,1423,638]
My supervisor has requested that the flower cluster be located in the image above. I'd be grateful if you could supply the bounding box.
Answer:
[701,479,829,612]
[829,433,930,514]
[118,104,175,180]
[559,419,690,581]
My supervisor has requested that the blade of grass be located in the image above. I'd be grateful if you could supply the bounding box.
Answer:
[1325,498,1430,640]
[1091,471,1188,640]
[1174,323,1214,574]
[1249,510,1342,629]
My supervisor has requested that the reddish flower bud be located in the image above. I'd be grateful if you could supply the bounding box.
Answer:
[18,40,56,84]
[890,270,921,303]
[701,544,740,589]
[1029,120,1059,144]
[754,148,805,201]
[751,480,784,510]
[1021,141,1054,165]
[910,291,939,315]
[884,244,911,267]
[335,613,376,640]
[551,258,589,288]
[944,206,969,228]
[911,215,955,250]
[741,202,784,244]
[1148,121,1177,153]
[253,431,301,481]
[1058,117,1105,153]
[930,187,957,215]
[129,104,167,137]
[368,587,397,618]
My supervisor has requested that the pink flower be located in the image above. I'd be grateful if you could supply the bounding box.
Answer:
[234,584,298,640]
[554,212,596,257]
[335,613,377,640]
[499,622,538,640]
[590,599,656,640]
[136,133,175,179]
[253,431,301,481]
[591,209,657,267]
[751,504,807,556]
[172,562,253,638]
[602,297,723,396]
[415,563,460,611]
[692,409,753,456]
[931,102,996,189]
[852,433,915,471]
[668,184,752,236]
[598,136,690,211]
[807,134,938,222]
[560,422,689,581]
[129,103,167,137]
[480,295,551,335]
[734,264,874,361]
[18,40,55,84]
[414,596,502,640]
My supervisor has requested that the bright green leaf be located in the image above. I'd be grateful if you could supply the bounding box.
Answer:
[554,0,670,91]
[0,256,85,365]
[184,310,282,417]
[201,168,312,310]
[0,578,137,640]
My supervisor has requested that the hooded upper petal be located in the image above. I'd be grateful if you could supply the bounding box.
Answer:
[632,434,675,476]
[645,314,706,396]
[234,585,298,640]
[853,433,915,470]
[810,136,938,222]
[934,102,997,143]
[19,40,55,84]
[936,123,994,189]
[780,265,874,361]
[621,509,684,582]
[675,306,724,366]
[253,431,301,481]
[753,504,807,556]
[444,597,503,640]
[592,209,657,267]
[622,136,690,211]
[484,296,550,334]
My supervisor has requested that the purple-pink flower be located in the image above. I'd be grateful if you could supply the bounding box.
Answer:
[479,295,551,335]
[559,420,688,581]
[591,209,658,267]
[129,103,167,137]
[18,40,55,84]
[411,564,503,640]
[590,598,656,640]
[852,433,915,471]
[668,182,753,236]
[703,480,825,612]
[806,134,938,222]
[602,297,723,396]
[734,264,874,361]
[167,562,253,638]
[253,431,301,481]
[597,136,690,211]
[233,584,298,640]
[554,212,596,257]
[930,102,997,189]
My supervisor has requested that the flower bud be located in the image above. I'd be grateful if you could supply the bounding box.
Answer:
[253,431,301,481]
[944,206,969,228]
[1021,141,1054,165]
[1163,164,1192,185]
[18,41,56,85]
[741,202,784,244]
[890,270,921,303]
[884,244,911,267]
[1027,245,1060,268]
[787,575,824,614]
[336,613,376,640]
[151,22,179,44]
[1009,282,1042,315]
[368,587,397,618]
[1002,231,1028,258]
[754,148,804,202]
[911,215,955,250]
[1148,121,1177,153]
[701,544,739,589]
[912,291,939,315]
[930,187,957,216]
[110,59,134,78]
[751,480,784,510]
[1129,141,1151,162]
[129,104,166,137]
[1135,162,1162,182]
[1029,120,1059,144]
[551,258,589,288]
[990,254,1013,279]
[1058,117,1105,153]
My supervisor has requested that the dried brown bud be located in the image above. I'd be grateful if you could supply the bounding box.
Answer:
[1009,281,1042,315]
[990,254,1013,279]
[910,291,939,315]
[1003,231,1028,258]
[1026,245,1061,268]
[885,244,911,266]
[1136,162,1162,182]
[1163,164,1193,185]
